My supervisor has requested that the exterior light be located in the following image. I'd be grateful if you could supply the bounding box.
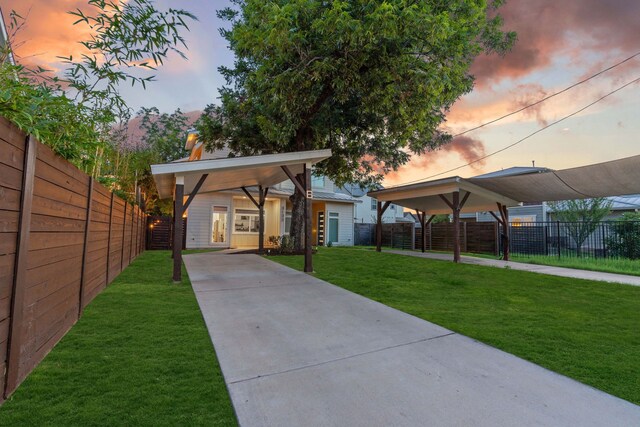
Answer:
[185,128,199,150]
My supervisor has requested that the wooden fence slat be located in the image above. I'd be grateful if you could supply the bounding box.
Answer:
[106,193,115,284]
[5,135,36,398]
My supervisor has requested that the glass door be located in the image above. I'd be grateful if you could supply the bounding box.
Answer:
[211,206,228,244]
[328,212,339,244]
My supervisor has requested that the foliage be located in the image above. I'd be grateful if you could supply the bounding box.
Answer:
[203,0,515,187]
[274,247,640,405]
[606,212,640,260]
[1,2,195,185]
[138,107,190,162]
[202,0,515,247]
[0,63,100,163]
[431,214,450,224]
[266,235,298,254]
[549,198,612,255]
[0,251,237,425]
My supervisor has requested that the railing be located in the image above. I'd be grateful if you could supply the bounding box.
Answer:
[501,221,640,259]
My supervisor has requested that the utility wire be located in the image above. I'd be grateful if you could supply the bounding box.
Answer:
[451,51,640,137]
[390,75,640,187]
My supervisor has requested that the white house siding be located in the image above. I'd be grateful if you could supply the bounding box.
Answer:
[325,202,354,246]
[185,192,283,249]
[185,192,233,249]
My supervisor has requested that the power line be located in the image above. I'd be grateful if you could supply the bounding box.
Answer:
[451,51,640,137]
[390,75,640,187]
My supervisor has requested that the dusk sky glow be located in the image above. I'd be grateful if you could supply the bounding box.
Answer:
[3,0,639,186]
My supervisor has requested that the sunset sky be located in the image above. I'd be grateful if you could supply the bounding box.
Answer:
[2,0,639,186]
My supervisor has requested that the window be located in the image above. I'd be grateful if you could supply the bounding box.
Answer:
[284,210,292,235]
[371,198,377,211]
[312,175,325,189]
[328,212,339,243]
[234,208,261,233]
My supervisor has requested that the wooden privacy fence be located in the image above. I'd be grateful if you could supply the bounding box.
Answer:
[415,222,498,255]
[354,222,415,250]
[0,118,146,401]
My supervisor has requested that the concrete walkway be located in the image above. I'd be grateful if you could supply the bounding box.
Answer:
[184,252,640,427]
[387,250,640,286]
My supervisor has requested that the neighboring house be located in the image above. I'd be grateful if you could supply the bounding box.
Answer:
[183,149,358,249]
[462,166,640,223]
[338,183,409,224]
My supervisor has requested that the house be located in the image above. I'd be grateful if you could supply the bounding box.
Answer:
[338,183,409,224]
[182,149,359,249]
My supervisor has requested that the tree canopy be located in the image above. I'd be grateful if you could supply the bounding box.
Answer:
[201,0,516,188]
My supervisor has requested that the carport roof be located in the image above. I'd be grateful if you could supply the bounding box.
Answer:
[151,149,332,199]
[369,155,640,214]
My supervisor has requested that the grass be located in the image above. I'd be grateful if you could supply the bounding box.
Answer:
[0,250,237,426]
[271,247,640,405]
[504,253,640,277]
[410,248,640,277]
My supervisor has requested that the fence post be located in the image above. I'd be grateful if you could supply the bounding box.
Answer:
[78,177,94,317]
[463,222,467,253]
[556,221,561,259]
[5,135,37,398]
[106,193,115,284]
[129,205,135,263]
[428,222,432,250]
[120,202,127,271]
[601,223,607,259]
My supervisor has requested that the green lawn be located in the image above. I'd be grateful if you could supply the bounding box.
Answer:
[0,250,237,426]
[272,247,640,405]
[505,253,640,277]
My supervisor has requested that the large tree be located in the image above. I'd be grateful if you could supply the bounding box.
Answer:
[201,0,515,248]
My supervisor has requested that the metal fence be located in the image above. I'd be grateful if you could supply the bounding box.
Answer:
[501,221,640,259]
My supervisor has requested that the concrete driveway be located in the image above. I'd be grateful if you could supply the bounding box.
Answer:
[184,252,640,427]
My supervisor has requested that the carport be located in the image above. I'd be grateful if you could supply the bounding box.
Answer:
[151,149,332,281]
[369,154,640,263]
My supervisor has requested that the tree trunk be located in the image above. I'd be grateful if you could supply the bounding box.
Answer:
[289,174,306,251]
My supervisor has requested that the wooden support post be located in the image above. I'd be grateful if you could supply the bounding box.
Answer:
[184,174,208,211]
[452,191,461,263]
[419,211,426,253]
[106,192,115,283]
[173,177,185,282]
[304,166,313,272]
[497,203,510,261]
[258,186,266,255]
[78,177,94,316]
[5,136,37,398]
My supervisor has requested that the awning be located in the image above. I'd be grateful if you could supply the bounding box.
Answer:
[151,149,332,199]
[468,155,640,203]
[368,176,521,214]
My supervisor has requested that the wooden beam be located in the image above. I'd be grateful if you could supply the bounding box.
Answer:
[183,173,208,211]
[241,186,260,208]
[425,215,436,226]
[380,201,391,215]
[281,165,306,194]
[173,180,184,282]
[488,210,503,225]
[459,191,471,210]
[304,166,313,272]
[439,194,454,210]
[5,135,36,398]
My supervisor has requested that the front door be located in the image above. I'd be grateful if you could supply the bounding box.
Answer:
[211,205,229,245]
